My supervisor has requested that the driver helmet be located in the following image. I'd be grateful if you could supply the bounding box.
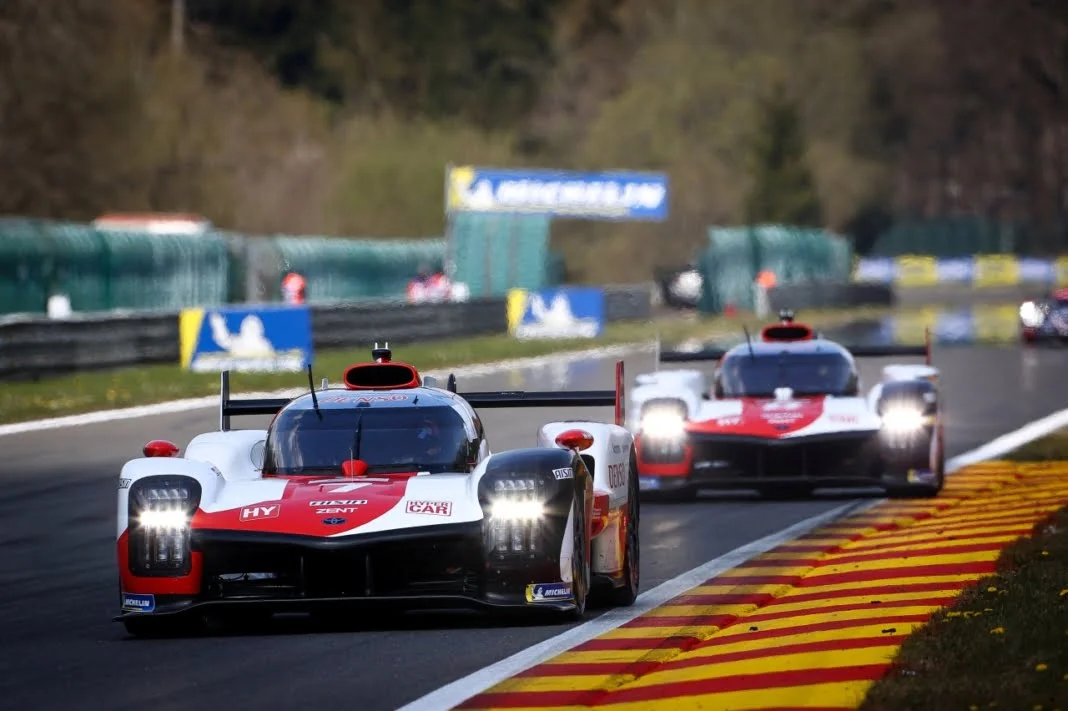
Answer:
[416,417,443,457]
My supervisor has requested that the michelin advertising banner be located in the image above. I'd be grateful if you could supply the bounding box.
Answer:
[507,287,606,340]
[446,165,669,221]
[180,304,313,373]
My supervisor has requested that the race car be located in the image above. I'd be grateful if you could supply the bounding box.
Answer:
[115,345,639,636]
[1019,287,1068,344]
[628,311,944,500]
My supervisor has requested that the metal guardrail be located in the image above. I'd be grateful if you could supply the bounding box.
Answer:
[0,284,654,382]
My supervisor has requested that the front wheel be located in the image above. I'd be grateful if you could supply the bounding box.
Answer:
[609,448,641,606]
[567,495,590,620]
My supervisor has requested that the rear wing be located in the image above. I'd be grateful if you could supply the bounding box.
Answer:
[452,360,627,427]
[657,327,933,366]
[219,371,292,431]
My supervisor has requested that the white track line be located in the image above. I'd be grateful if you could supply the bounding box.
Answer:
[397,407,1068,711]
[0,343,650,438]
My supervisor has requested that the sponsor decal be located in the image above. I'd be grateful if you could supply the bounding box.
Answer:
[310,500,368,506]
[239,505,279,521]
[525,582,573,603]
[762,400,805,411]
[322,517,347,525]
[607,462,626,488]
[552,467,574,480]
[118,478,132,490]
[715,416,741,427]
[612,444,622,453]
[829,414,859,424]
[406,500,453,516]
[907,468,937,484]
[121,593,155,613]
[316,507,363,514]
[321,394,410,404]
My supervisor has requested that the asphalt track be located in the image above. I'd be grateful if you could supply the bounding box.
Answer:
[0,343,1065,711]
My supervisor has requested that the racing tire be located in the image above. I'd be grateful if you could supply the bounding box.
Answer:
[567,493,591,621]
[885,427,946,499]
[608,448,641,607]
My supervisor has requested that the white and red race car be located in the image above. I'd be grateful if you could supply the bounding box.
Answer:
[627,312,944,500]
[115,345,639,636]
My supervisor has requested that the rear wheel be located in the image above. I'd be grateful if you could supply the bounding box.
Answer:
[609,448,641,606]
[568,494,590,620]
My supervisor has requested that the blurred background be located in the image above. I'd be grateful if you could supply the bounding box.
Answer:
[1,0,1066,323]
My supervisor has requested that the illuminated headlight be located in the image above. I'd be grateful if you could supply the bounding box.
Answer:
[485,478,546,557]
[1020,301,1044,327]
[881,407,927,433]
[641,410,686,439]
[128,479,199,575]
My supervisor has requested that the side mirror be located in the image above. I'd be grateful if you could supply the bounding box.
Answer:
[250,441,266,469]
[341,459,369,478]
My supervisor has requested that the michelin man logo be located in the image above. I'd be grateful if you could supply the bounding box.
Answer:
[209,313,275,357]
[448,166,497,212]
[189,312,305,372]
[515,293,600,340]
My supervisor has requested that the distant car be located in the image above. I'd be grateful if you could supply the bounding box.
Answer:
[115,345,639,636]
[627,311,945,500]
[1019,287,1068,345]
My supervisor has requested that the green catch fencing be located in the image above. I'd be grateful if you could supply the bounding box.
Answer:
[697,225,853,314]
[0,215,566,315]
[0,218,230,314]
[446,213,553,297]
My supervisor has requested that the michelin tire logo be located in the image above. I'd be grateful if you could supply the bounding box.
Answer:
[516,293,599,340]
[122,593,156,613]
[525,582,573,603]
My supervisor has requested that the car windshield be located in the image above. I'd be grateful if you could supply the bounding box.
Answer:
[263,405,473,475]
[719,352,855,397]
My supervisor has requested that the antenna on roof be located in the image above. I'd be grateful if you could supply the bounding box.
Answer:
[321,377,329,390]
[779,309,795,323]
[372,341,392,363]
[654,332,661,371]
[307,364,322,420]
[742,325,755,359]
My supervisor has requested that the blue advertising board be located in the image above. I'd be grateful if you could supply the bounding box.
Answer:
[446,165,668,221]
[506,287,605,340]
[853,254,1068,287]
[179,304,313,373]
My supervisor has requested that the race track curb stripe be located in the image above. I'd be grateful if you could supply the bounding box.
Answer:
[455,461,1068,710]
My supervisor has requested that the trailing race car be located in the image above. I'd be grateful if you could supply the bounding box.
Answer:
[1019,287,1068,344]
[628,311,944,500]
[115,345,639,636]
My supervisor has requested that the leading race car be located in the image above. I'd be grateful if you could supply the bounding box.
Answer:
[1019,287,1068,345]
[628,311,944,500]
[115,345,639,636]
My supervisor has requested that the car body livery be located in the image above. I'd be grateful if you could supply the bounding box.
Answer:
[1019,287,1068,344]
[627,313,945,500]
[115,345,639,636]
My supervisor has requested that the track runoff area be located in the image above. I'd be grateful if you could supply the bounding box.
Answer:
[402,409,1068,710]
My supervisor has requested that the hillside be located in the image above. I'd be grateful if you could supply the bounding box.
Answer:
[1,0,1065,282]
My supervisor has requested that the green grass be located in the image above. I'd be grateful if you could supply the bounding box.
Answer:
[859,428,1068,711]
[0,306,890,425]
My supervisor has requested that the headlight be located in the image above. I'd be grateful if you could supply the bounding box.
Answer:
[641,410,686,438]
[1020,301,1044,327]
[485,478,546,557]
[881,406,926,433]
[128,478,199,575]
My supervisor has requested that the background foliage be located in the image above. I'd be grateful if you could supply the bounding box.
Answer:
[1,0,1066,282]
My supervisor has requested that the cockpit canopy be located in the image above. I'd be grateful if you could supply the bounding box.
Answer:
[263,403,477,476]
[717,350,858,398]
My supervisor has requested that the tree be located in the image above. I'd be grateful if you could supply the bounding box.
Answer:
[744,87,824,227]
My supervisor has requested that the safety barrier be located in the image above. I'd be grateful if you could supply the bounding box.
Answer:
[854,254,1068,287]
[0,284,654,381]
